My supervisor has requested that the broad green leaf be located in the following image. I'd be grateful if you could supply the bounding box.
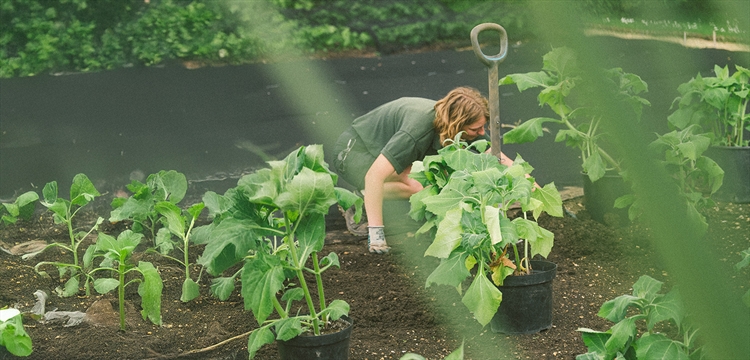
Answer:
[483,205,502,245]
[583,152,606,183]
[303,144,333,178]
[531,183,563,218]
[210,276,236,301]
[149,170,187,203]
[138,261,163,325]
[422,188,465,216]
[70,173,100,206]
[530,225,554,259]
[335,187,363,223]
[499,71,552,91]
[646,288,683,330]
[320,251,340,269]
[635,333,689,360]
[46,199,69,222]
[180,278,200,302]
[82,244,96,270]
[320,299,350,321]
[499,217,518,247]
[57,276,79,297]
[199,218,262,275]
[93,278,119,294]
[2,203,18,218]
[444,341,465,360]
[614,194,635,209]
[696,156,724,194]
[543,47,578,78]
[471,168,503,195]
[577,328,611,356]
[425,208,463,258]
[116,230,143,254]
[96,232,118,257]
[276,167,336,215]
[0,312,32,356]
[736,248,750,270]
[15,191,39,219]
[281,288,304,303]
[598,294,639,323]
[238,169,278,206]
[409,185,438,221]
[155,227,175,255]
[247,325,275,358]
[155,201,185,238]
[187,202,205,220]
[414,219,436,236]
[42,181,58,204]
[271,146,304,185]
[503,118,556,144]
[667,107,698,130]
[274,317,304,341]
[108,197,151,222]
[604,317,636,355]
[202,191,233,218]
[632,275,663,300]
[512,218,548,257]
[425,252,470,289]
[556,128,584,148]
[296,213,325,264]
[461,274,502,326]
[576,353,604,360]
[241,255,285,324]
[190,223,214,245]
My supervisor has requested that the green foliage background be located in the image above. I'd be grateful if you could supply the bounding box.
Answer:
[3,0,743,78]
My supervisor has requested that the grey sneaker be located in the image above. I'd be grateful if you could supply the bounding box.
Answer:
[338,205,368,237]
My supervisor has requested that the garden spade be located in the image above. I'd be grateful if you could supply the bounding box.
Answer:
[470,23,508,158]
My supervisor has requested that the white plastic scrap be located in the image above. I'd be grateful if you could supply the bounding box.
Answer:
[31,289,87,327]
[31,290,47,317]
[43,311,86,327]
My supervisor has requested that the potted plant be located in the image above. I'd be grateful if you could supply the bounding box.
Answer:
[195,145,362,359]
[615,124,724,234]
[667,64,749,203]
[409,134,563,334]
[498,47,650,224]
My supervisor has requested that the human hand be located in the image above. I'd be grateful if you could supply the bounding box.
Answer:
[367,226,390,254]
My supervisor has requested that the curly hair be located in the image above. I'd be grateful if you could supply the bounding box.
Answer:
[433,86,489,143]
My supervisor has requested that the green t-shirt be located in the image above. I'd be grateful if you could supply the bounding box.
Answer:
[350,97,442,174]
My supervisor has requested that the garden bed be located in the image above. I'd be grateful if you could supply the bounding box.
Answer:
[1,192,748,359]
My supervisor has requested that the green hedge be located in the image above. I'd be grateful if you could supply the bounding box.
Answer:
[6,0,735,78]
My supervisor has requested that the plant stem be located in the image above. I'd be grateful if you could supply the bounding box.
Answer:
[283,213,320,335]
[118,259,126,331]
[272,296,287,319]
[311,252,327,323]
[736,98,748,146]
[66,216,78,267]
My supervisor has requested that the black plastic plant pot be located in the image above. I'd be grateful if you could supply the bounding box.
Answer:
[582,172,629,226]
[707,146,750,204]
[490,260,557,335]
[277,316,353,360]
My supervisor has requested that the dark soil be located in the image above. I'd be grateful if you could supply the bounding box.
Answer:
[1,191,748,360]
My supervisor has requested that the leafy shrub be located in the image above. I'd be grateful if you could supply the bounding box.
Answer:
[577,275,701,360]
[1,191,39,226]
[0,0,267,77]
